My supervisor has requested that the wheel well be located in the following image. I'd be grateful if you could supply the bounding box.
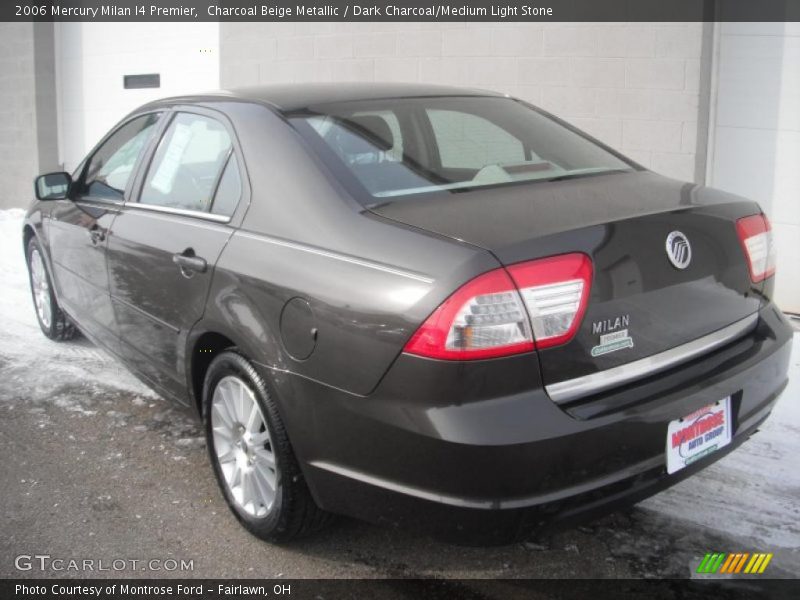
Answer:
[190,332,236,417]
[22,225,35,257]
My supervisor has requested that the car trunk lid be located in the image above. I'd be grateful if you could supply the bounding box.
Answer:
[371,171,763,395]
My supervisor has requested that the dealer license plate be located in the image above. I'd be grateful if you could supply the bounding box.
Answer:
[666,397,732,474]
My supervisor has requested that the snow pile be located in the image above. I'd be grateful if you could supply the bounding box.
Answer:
[0,208,25,221]
[0,209,157,402]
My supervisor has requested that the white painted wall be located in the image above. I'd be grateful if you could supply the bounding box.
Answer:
[221,22,706,183]
[56,22,220,173]
[709,23,800,313]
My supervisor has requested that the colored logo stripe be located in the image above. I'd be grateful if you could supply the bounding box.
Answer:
[746,553,773,574]
[720,553,736,573]
[697,552,773,574]
[730,553,748,573]
[697,553,725,573]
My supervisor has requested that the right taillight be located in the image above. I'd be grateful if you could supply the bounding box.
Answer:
[403,252,592,360]
[736,214,776,283]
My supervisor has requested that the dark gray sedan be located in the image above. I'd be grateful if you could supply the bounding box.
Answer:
[23,83,792,544]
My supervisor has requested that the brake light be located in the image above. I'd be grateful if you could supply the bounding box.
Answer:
[507,253,593,350]
[403,253,592,360]
[736,214,776,283]
[403,268,534,360]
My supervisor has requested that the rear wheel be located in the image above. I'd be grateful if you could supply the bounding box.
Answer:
[203,351,330,542]
[26,237,77,341]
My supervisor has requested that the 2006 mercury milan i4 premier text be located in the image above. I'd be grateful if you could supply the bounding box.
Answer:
[22,83,792,544]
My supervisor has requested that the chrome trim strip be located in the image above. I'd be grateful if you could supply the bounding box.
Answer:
[546,313,759,404]
[124,201,232,224]
[119,206,231,233]
[237,231,435,284]
[74,199,123,213]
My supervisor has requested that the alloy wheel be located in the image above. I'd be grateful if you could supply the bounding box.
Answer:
[210,375,278,517]
[29,248,52,329]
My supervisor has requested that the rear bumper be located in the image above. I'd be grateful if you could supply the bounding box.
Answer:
[262,304,793,543]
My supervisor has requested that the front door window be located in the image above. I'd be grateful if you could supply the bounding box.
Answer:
[78,113,161,202]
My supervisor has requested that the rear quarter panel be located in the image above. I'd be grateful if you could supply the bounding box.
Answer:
[193,101,503,396]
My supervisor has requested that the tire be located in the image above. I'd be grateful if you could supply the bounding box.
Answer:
[203,350,330,542]
[26,237,78,341]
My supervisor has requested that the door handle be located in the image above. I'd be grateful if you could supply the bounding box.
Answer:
[172,249,207,275]
[88,225,106,244]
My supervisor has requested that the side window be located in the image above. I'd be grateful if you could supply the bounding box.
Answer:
[79,113,161,201]
[427,109,525,170]
[139,113,232,213]
[210,154,242,217]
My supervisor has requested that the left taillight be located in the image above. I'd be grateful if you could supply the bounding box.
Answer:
[507,253,593,350]
[403,253,593,360]
[402,268,534,360]
[736,214,776,283]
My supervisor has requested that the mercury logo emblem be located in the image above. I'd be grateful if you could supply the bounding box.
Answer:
[666,231,692,270]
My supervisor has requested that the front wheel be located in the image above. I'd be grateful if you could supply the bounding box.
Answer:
[203,351,330,542]
[26,237,77,341]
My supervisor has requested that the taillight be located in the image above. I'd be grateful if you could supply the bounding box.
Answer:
[507,253,593,350]
[404,253,592,360]
[403,268,534,360]
[736,214,776,283]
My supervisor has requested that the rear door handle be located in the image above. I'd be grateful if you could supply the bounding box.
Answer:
[172,250,207,275]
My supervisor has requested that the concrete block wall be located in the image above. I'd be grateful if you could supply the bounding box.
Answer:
[0,23,58,210]
[56,22,220,173]
[221,22,706,182]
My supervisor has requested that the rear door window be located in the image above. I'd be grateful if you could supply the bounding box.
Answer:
[139,112,234,213]
[210,154,242,217]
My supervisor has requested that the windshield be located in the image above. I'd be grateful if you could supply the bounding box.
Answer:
[288,96,635,204]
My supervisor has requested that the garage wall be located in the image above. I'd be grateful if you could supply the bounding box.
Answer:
[0,23,59,210]
[220,22,707,183]
[708,23,800,313]
[56,22,220,173]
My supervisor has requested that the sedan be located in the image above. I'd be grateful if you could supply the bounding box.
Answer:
[23,83,793,544]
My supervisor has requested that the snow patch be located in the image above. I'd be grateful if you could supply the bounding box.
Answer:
[0,210,158,406]
[640,332,800,548]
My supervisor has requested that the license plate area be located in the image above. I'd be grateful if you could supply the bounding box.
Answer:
[666,397,732,474]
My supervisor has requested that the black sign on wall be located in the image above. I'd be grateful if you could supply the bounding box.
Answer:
[124,74,161,89]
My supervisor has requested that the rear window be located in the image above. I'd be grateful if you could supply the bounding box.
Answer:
[288,96,634,205]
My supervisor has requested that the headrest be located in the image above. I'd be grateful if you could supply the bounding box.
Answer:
[336,115,394,155]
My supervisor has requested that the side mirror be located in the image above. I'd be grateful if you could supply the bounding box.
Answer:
[35,172,72,201]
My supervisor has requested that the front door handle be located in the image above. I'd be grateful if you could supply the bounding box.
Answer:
[172,249,207,275]
[88,224,106,245]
